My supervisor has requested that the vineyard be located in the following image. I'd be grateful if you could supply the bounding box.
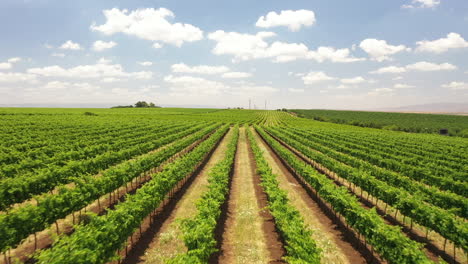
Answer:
[292,109,468,137]
[0,108,466,264]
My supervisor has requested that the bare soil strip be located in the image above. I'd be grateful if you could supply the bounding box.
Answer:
[112,128,228,264]
[218,128,276,264]
[128,128,234,264]
[265,130,464,264]
[251,128,367,264]
[2,131,215,264]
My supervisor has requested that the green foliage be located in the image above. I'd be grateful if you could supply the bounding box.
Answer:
[255,126,434,264]
[246,128,321,264]
[292,109,468,137]
[36,125,229,263]
[170,126,239,263]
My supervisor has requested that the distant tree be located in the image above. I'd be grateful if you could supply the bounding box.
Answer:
[149,102,156,107]
[135,101,149,108]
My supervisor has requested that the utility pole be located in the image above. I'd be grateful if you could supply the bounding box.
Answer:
[264,100,267,110]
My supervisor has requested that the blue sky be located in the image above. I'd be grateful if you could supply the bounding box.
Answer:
[0,0,467,109]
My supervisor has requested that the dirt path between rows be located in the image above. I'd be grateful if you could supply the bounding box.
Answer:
[265,130,461,263]
[251,128,366,264]
[131,128,234,264]
[218,128,282,264]
[1,130,214,264]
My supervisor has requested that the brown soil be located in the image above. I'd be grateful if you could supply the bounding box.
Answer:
[218,128,277,264]
[117,128,229,264]
[130,129,234,264]
[1,131,214,264]
[251,127,367,264]
[265,130,463,264]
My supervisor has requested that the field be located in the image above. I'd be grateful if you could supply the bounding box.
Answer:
[0,108,467,264]
[291,109,468,137]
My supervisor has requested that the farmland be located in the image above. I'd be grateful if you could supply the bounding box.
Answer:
[0,108,466,264]
[292,109,468,137]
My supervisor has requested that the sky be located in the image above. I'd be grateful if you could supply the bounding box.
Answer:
[0,0,467,109]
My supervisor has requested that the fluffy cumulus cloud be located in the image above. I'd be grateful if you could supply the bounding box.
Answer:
[208,31,275,61]
[368,87,394,96]
[340,76,366,84]
[256,9,316,32]
[59,40,83,50]
[138,61,153,66]
[208,30,363,63]
[371,61,456,74]
[92,40,117,51]
[302,71,335,84]
[359,39,410,61]
[0,72,37,83]
[307,46,365,63]
[164,75,228,95]
[402,0,440,9]
[405,61,456,71]
[91,8,203,47]
[27,60,152,79]
[164,74,278,97]
[416,33,468,53]
[394,83,415,89]
[442,81,468,90]
[171,63,230,74]
[221,72,252,78]
[0,57,21,70]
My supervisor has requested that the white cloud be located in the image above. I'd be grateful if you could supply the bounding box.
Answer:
[59,40,83,50]
[288,88,304,93]
[208,31,275,61]
[92,40,117,51]
[302,71,335,84]
[371,66,407,74]
[152,43,163,49]
[393,76,404,80]
[52,53,66,58]
[371,61,456,74]
[405,61,456,71]
[102,77,121,83]
[138,61,153,66]
[0,57,22,70]
[416,33,468,53]
[256,9,316,32]
[164,75,228,95]
[0,72,37,83]
[8,58,21,63]
[340,76,366,84]
[43,81,70,90]
[0,63,12,70]
[368,87,394,95]
[306,46,365,63]
[221,72,252,78]
[401,0,440,9]
[91,8,203,47]
[442,81,468,90]
[208,30,363,63]
[359,39,410,61]
[28,61,152,79]
[171,63,229,74]
[335,84,350,89]
[44,44,53,49]
[394,83,415,89]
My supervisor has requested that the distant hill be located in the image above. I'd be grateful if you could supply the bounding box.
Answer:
[377,103,468,114]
